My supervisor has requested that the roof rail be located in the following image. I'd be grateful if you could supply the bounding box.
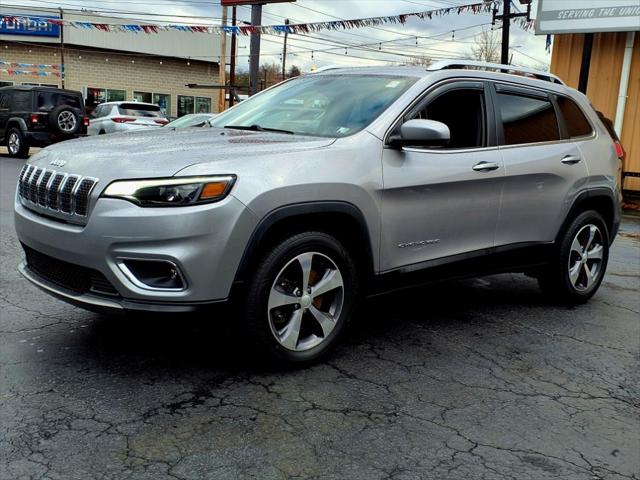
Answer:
[427,59,565,85]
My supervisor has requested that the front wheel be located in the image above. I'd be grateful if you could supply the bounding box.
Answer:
[243,232,359,363]
[6,128,30,158]
[538,210,609,303]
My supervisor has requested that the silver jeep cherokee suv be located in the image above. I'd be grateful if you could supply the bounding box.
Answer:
[14,61,622,363]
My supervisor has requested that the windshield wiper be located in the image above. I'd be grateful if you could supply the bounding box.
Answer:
[224,124,295,135]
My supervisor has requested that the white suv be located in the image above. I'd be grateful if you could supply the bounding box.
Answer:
[87,101,168,135]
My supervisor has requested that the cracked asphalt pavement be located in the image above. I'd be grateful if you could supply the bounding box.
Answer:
[1,154,639,480]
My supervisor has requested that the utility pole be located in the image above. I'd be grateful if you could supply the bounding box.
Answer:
[218,6,228,112]
[58,7,65,88]
[281,18,289,81]
[229,6,237,107]
[249,4,262,95]
[492,0,532,65]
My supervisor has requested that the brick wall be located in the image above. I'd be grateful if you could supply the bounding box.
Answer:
[1,43,221,116]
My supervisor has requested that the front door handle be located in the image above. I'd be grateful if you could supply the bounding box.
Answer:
[472,161,500,172]
[561,155,582,165]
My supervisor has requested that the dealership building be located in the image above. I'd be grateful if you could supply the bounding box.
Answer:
[537,0,640,193]
[1,7,229,117]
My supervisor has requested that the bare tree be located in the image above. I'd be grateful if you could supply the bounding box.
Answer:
[469,30,501,63]
[404,56,432,66]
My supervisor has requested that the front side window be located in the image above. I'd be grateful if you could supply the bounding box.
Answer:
[497,92,560,145]
[410,88,485,149]
[211,74,417,137]
[556,96,593,138]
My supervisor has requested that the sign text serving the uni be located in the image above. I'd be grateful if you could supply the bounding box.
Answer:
[0,15,61,38]
[536,0,640,34]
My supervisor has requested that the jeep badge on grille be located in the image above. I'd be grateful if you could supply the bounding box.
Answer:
[50,159,67,168]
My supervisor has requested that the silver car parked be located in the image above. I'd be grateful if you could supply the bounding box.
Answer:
[14,61,622,363]
[87,101,168,135]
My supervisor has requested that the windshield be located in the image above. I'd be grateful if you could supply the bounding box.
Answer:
[118,103,162,117]
[211,74,417,137]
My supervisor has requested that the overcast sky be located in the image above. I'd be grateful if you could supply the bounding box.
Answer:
[6,0,550,71]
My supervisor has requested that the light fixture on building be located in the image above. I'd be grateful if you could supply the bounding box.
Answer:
[131,59,135,64]
[187,57,191,66]
[159,60,163,65]
[105,58,109,62]
[78,55,82,59]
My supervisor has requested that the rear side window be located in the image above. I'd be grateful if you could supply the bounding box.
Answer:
[497,93,560,145]
[10,91,32,112]
[118,103,161,117]
[36,91,83,112]
[557,96,593,138]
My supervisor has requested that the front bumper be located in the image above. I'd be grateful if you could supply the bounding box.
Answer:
[15,194,258,313]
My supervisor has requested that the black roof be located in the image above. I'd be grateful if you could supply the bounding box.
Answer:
[0,85,82,95]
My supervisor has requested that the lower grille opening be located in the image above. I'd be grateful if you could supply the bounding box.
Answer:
[23,245,120,297]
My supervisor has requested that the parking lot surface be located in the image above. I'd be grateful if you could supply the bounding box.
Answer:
[1,154,639,480]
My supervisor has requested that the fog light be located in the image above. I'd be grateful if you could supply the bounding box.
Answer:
[118,259,186,291]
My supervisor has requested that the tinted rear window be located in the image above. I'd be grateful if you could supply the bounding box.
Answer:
[10,91,32,111]
[497,93,560,145]
[557,96,592,138]
[37,91,83,112]
[118,103,161,117]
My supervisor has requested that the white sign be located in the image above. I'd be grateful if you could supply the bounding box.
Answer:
[536,0,640,34]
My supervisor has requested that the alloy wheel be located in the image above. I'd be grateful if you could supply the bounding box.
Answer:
[8,132,20,155]
[268,251,344,352]
[568,224,604,291]
[58,111,77,132]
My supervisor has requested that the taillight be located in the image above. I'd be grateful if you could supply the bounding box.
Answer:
[111,117,137,123]
[154,119,169,125]
[83,116,90,127]
[614,141,625,160]
[30,113,40,124]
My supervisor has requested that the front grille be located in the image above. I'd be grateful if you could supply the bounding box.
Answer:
[23,245,119,297]
[17,165,98,218]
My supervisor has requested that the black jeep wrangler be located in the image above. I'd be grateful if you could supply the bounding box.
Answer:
[0,86,88,158]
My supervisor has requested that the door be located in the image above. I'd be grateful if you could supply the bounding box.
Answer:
[380,81,504,272]
[492,84,590,246]
[0,92,10,140]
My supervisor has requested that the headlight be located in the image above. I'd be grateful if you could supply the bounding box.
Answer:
[102,175,235,207]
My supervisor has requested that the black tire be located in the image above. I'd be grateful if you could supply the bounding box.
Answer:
[538,210,609,304]
[6,127,30,158]
[244,231,359,364]
[49,105,81,135]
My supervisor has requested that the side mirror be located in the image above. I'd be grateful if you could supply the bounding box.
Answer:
[389,119,450,148]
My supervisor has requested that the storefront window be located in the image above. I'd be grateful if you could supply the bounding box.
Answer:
[87,87,126,106]
[153,93,171,117]
[134,91,152,103]
[0,81,13,87]
[195,96,212,113]
[177,95,194,117]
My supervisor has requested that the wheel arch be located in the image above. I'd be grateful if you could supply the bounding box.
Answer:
[233,201,376,290]
[6,117,28,134]
[557,188,620,245]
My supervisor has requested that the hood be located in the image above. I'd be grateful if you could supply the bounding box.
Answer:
[27,127,336,185]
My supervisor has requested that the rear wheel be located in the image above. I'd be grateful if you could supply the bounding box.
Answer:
[538,210,609,303]
[244,231,358,363]
[6,128,30,158]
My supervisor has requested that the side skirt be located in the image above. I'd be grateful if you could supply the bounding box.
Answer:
[370,243,554,297]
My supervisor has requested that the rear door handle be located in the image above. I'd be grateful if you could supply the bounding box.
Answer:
[561,155,582,165]
[472,161,500,172]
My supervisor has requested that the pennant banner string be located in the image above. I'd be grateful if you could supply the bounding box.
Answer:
[0,2,509,36]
